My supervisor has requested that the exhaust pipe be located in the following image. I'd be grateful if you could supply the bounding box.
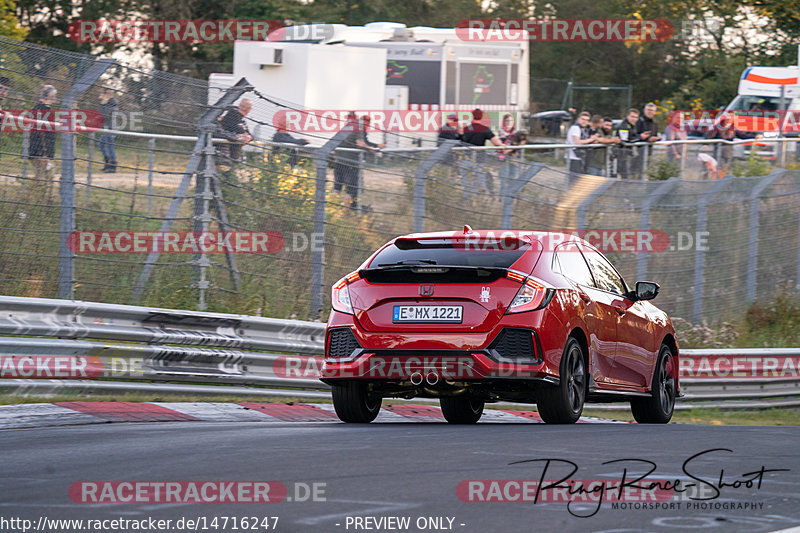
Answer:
[410,372,423,386]
[426,372,439,386]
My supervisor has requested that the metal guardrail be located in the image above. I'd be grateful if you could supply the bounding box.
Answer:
[0,295,799,409]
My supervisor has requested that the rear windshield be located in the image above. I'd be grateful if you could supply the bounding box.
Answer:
[369,239,528,269]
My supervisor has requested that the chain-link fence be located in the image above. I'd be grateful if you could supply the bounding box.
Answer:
[2,37,799,325]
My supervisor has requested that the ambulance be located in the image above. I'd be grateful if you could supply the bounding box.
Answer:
[719,65,800,159]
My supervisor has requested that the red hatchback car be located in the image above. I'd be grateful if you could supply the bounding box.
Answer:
[321,228,679,424]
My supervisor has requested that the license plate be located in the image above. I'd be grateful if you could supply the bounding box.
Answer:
[392,305,463,323]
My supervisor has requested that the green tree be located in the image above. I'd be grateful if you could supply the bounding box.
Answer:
[0,0,26,40]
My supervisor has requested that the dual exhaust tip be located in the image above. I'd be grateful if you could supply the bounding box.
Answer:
[410,372,439,386]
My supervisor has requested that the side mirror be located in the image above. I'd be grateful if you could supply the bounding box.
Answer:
[634,281,660,301]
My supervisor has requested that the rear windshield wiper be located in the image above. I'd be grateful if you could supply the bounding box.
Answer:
[376,260,438,267]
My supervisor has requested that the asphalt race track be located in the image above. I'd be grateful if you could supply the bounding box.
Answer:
[1,407,799,533]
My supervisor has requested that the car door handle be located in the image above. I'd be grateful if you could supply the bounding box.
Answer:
[578,291,591,303]
[613,304,627,315]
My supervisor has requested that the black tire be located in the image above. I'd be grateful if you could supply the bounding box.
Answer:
[537,337,586,424]
[440,396,485,424]
[630,344,676,424]
[331,382,382,423]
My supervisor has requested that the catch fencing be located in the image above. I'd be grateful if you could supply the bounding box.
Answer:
[2,37,800,326]
[0,295,798,410]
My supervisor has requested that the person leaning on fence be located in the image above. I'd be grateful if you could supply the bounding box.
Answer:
[498,128,528,193]
[615,108,643,179]
[664,111,688,162]
[459,108,506,196]
[565,111,598,183]
[29,84,58,191]
[496,112,526,187]
[214,98,253,180]
[333,113,384,211]
[272,115,309,168]
[584,115,619,177]
[437,113,462,167]
[705,114,744,177]
[98,88,118,173]
[634,102,663,176]
[438,113,462,143]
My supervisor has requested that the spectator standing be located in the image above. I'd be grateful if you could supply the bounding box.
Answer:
[498,113,516,142]
[706,114,736,176]
[616,108,642,179]
[565,111,598,183]
[459,108,505,195]
[635,102,662,173]
[664,111,688,162]
[438,113,462,143]
[437,113,462,168]
[584,115,619,177]
[215,98,253,179]
[98,88,118,173]
[29,84,57,184]
[272,116,309,168]
[333,114,384,210]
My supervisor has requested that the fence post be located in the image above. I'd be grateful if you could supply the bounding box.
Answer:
[413,139,458,233]
[679,143,687,179]
[746,170,784,302]
[692,178,733,322]
[194,133,216,310]
[86,132,94,203]
[576,179,616,231]
[21,130,29,179]
[637,177,679,281]
[501,162,544,229]
[310,129,353,320]
[640,143,648,180]
[147,137,155,214]
[358,150,365,203]
[59,58,114,300]
[132,77,252,304]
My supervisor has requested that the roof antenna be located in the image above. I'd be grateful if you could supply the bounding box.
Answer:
[463,224,473,234]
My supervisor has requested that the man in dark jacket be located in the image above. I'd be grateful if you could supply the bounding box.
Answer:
[272,116,309,168]
[215,98,253,178]
[635,102,662,173]
[333,114,384,210]
[29,84,57,182]
[99,88,118,173]
[616,108,642,179]
[437,113,462,166]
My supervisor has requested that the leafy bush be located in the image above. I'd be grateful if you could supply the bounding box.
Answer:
[731,148,772,177]
[647,156,681,181]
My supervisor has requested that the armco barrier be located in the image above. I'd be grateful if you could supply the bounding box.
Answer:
[0,295,799,408]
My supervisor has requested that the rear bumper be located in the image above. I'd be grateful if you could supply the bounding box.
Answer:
[321,329,550,383]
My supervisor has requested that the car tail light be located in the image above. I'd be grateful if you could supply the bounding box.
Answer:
[507,278,553,313]
[506,270,525,282]
[331,272,359,314]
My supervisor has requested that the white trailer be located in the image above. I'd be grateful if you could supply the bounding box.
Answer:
[210,22,529,146]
